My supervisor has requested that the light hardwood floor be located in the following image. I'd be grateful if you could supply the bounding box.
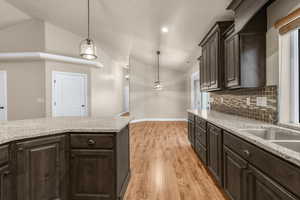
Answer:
[124,121,227,200]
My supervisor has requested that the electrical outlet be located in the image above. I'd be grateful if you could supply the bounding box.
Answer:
[209,98,214,103]
[220,97,224,104]
[256,97,267,107]
[246,97,251,106]
[261,97,267,107]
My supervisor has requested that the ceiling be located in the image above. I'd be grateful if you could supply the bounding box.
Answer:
[3,0,233,70]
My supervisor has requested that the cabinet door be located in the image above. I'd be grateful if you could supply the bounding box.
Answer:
[207,124,223,185]
[223,146,249,200]
[225,34,240,88]
[199,56,205,90]
[16,135,67,200]
[209,31,219,89]
[188,120,195,148]
[247,165,298,200]
[70,149,115,200]
[0,164,11,200]
[202,44,210,89]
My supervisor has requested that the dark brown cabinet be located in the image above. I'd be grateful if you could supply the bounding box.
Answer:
[0,164,11,200]
[207,124,223,185]
[195,117,207,164]
[70,149,115,200]
[223,146,248,200]
[199,21,233,92]
[224,3,267,89]
[70,126,130,200]
[188,111,300,200]
[0,145,11,200]
[15,135,68,200]
[247,165,298,200]
[188,114,195,148]
[224,33,240,88]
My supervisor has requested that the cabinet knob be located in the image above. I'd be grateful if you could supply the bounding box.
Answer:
[87,139,96,145]
[243,150,251,158]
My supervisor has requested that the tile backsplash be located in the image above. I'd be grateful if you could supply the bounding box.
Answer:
[210,86,278,124]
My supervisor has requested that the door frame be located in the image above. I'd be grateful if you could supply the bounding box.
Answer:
[0,71,7,120]
[52,71,88,117]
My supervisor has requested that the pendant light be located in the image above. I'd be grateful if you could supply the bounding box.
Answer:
[80,0,97,60]
[153,51,163,91]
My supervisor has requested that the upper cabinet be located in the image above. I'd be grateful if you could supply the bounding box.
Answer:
[199,21,233,92]
[224,2,269,89]
[199,0,272,91]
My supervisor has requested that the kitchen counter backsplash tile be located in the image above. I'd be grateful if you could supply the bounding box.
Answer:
[210,86,278,123]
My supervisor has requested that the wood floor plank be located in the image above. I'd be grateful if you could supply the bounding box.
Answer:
[124,121,227,200]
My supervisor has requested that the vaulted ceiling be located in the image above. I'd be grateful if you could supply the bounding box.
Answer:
[3,0,233,70]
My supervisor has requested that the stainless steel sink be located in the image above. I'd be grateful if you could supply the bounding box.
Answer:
[239,127,300,140]
[272,141,300,153]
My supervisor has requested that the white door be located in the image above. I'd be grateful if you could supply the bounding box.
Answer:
[52,71,88,117]
[0,71,7,120]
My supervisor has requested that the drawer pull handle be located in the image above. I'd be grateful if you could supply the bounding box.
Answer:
[243,150,251,158]
[87,139,96,145]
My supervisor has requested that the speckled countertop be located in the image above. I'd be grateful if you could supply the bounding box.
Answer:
[0,117,130,144]
[187,109,300,167]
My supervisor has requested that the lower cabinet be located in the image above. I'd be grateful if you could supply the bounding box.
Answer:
[15,135,68,200]
[223,146,249,200]
[70,149,115,200]
[0,164,11,200]
[207,124,223,185]
[247,165,298,200]
[223,145,298,200]
[188,119,195,148]
[188,112,300,200]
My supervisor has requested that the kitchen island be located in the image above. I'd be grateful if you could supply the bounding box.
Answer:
[0,116,130,200]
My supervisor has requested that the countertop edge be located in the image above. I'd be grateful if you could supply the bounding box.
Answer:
[187,109,300,168]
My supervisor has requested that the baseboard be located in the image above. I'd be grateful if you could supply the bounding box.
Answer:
[130,118,187,123]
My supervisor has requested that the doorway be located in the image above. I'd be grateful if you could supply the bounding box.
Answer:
[52,71,88,117]
[0,71,7,120]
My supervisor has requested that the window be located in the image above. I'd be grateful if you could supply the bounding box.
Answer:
[279,28,300,124]
[191,72,209,110]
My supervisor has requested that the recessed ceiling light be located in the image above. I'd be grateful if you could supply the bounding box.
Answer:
[161,27,169,33]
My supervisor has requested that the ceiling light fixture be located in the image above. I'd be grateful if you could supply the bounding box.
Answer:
[153,51,163,91]
[80,0,97,60]
[161,27,169,33]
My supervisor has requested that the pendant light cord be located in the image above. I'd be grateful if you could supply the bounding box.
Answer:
[88,0,90,40]
[157,51,160,82]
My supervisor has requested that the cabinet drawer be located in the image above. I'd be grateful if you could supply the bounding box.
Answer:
[195,126,207,147]
[71,134,114,149]
[0,145,9,166]
[224,131,300,198]
[195,140,207,165]
[208,123,221,134]
[195,116,206,130]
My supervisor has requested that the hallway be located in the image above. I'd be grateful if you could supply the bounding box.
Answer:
[124,122,227,200]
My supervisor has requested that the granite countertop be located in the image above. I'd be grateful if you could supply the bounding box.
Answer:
[187,109,300,167]
[0,116,130,144]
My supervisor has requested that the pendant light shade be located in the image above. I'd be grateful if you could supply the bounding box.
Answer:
[153,51,163,91]
[80,0,97,60]
[80,38,97,60]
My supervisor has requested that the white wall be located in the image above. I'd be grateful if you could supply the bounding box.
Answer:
[130,57,188,120]
[44,22,126,117]
[0,20,126,120]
